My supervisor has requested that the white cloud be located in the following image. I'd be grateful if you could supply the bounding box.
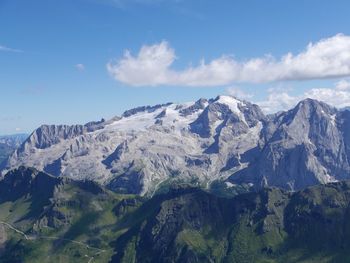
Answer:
[335,79,350,90]
[257,80,350,113]
[15,128,21,132]
[75,64,85,72]
[107,34,350,87]
[226,87,253,100]
[0,45,23,53]
[257,92,300,113]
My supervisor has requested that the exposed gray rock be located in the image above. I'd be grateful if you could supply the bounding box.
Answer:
[179,98,208,116]
[230,98,348,191]
[122,103,173,117]
[3,96,350,195]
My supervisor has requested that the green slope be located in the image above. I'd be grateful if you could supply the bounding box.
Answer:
[111,183,350,263]
[0,167,141,263]
[2,168,350,262]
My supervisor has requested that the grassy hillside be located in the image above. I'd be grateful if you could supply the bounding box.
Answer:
[2,168,350,262]
[0,167,142,263]
[111,183,350,263]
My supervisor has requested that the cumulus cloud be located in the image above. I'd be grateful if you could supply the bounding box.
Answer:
[0,45,23,53]
[257,80,350,113]
[226,87,253,100]
[335,79,350,90]
[257,92,300,113]
[75,64,85,72]
[107,34,350,87]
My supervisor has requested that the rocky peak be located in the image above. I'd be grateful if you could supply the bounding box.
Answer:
[282,98,335,126]
[122,103,173,118]
[84,118,106,132]
[179,98,208,116]
[190,102,235,138]
[190,95,264,138]
[25,124,85,149]
[264,98,338,144]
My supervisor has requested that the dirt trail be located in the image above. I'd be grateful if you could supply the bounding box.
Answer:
[0,221,108,262]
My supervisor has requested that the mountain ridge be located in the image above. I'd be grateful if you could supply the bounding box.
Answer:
[2,96,349,196]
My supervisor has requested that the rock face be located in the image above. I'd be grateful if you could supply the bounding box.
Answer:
[2,96,350,195]
[231,99,350,190]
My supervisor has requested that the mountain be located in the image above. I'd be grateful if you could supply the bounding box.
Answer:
[2,96,350,195]
[0,134,28,165]
[231,98,350,189]
[2,168,350,262]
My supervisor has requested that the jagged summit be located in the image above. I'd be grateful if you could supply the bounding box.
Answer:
[2,95,350,195]
[214,95,244,112]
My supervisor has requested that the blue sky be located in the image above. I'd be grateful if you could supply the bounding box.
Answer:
[1,0,350,135]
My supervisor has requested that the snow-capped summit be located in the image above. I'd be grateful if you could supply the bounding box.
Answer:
[215,95,244,113]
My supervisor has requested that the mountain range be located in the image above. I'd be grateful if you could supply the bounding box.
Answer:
[1,96,350,196]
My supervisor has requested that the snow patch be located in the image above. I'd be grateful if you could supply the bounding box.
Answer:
[216,95,247,124]
[330,114,336,126]
[216,96,244,114]
[225,182,236,188]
